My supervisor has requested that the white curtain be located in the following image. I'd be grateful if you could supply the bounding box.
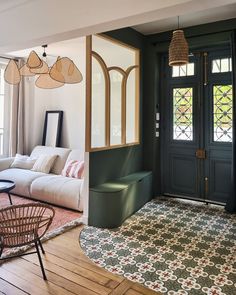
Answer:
[8,59,27,156]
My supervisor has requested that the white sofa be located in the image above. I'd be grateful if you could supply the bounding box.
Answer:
[0,146,84,211]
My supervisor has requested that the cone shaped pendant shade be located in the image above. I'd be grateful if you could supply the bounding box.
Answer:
[30,60,49,74]
[169,30,189,66]
[20,64,35,76]
[169,16,189,66]
[27,50,42,69]
[50,57,83,84]
[35,73,64,89]
[4,60,21,84]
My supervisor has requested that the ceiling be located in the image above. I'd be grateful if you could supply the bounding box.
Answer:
[0,0,30,13]
[0,0,236,54]
[9,37,86,60]
[133,2,236,35]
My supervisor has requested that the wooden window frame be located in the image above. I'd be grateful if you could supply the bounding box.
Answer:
[85,34,140,152]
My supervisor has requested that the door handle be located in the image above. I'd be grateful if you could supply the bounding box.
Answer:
[196,149,206,159]
[205,177,209,198]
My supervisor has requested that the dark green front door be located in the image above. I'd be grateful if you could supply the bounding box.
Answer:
[161,48,233,204]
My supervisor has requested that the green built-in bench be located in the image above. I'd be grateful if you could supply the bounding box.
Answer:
[88,171,152,228]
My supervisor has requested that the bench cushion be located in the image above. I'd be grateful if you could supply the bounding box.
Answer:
[90,171,152,193]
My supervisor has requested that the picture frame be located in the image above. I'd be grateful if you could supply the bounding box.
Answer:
[42,110,63,147]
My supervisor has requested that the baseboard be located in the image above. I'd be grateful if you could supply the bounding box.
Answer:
[163,193,226,206]
[82,214,88,225]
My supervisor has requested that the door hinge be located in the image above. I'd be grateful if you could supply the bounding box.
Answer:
[196,149,206,159]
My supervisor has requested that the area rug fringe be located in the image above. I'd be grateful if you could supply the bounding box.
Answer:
[1,217,83,260]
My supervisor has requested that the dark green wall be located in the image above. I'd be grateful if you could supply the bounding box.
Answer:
[143,18,236,196]
[89,28,145,187]
[89,18,236,192]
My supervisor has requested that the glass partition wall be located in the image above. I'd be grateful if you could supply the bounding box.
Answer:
[86,35,140,151]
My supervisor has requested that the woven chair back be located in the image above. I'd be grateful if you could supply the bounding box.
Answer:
[0,203,55,248]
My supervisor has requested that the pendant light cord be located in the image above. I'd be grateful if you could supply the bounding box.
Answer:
[178,16,180,30]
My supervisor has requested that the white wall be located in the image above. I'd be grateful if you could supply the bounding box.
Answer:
[24,38,86,154]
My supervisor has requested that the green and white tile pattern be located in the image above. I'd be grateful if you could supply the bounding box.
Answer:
[80,198,236,295]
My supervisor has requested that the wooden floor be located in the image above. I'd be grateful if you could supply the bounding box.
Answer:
[0,226,159,295]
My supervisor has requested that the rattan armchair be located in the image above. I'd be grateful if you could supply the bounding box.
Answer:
[0,203,55,280]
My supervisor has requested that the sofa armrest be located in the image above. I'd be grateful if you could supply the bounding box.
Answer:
[0,157,14,172]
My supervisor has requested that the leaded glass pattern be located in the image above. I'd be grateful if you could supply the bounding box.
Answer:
[173,88,193,141]
[213,85,232,142]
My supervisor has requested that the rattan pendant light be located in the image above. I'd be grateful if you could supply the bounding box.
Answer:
[50,57,83,84]
[35,73,64,89]
[4,60,21,84]
[169,16,189,66]
[4,45,83,89]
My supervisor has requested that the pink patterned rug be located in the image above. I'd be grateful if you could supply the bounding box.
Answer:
[0,193,83,257]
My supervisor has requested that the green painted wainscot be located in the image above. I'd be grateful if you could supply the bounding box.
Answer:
[89,171,152,228]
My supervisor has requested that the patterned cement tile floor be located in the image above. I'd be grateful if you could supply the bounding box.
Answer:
[80,197,236,295]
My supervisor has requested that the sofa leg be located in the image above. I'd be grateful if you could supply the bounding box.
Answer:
[35,241,47,280]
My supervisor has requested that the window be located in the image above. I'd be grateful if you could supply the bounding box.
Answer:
[0,63,7,156]
[172,63,195,77]
[86,35,140,151]
[213,85,232,142]
[173,87,193,141]
[212,58,232,73]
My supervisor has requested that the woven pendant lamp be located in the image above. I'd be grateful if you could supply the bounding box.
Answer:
[169,17,189,66]
[4,60,21,85]
[35,73,64,89]
[20,64,36,76]
[4,45,83,89]
[50,57,83,84]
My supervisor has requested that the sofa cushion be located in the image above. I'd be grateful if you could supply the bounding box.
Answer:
[11,153,37,170]
[30,175,83,211]
[32,154,57,173]
[0,168,46,197]
[30,146,71,175]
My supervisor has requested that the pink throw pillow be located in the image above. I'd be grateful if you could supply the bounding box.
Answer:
[61,160,84,179]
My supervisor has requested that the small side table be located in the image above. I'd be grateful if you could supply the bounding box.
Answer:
[0,180,15,205]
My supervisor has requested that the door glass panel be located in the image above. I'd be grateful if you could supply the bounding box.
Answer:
[212,58,232,73]
[173,88,193,141]
[213,85,232,142]
[172,63,195,77]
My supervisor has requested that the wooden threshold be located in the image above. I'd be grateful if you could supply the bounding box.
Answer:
[0,226,159,295]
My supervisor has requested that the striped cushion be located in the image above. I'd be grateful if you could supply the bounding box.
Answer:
[61,160,84,179]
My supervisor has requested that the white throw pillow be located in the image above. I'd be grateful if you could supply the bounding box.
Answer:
[31,154,57,173]
[11,153,37,170]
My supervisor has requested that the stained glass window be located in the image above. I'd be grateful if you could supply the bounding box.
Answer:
[212,58,232,73]
[173,88,193,141]
[213,85,232,142]
[172,63,195,77]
